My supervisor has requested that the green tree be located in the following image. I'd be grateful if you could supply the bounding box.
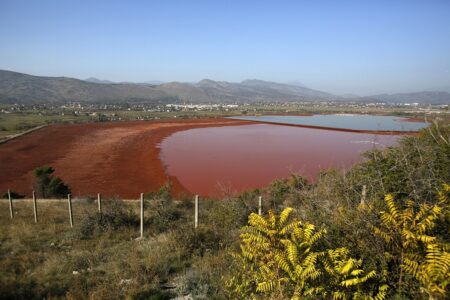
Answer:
[34,166,70,198]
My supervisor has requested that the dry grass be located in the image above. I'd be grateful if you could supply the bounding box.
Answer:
[0,197,240,299]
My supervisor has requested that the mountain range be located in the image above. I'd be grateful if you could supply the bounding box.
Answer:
[85,77,165,85]
[0,70,449,105]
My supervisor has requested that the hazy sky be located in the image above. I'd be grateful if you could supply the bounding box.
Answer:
[1,0,449,95]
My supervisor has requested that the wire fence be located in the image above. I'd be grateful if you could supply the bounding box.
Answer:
[2,188,268,238]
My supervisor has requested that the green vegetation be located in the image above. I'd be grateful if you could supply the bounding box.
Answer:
[0,122,449,299]
[0,106,241,139]
[0,108,90,139]
[34,166,70,198]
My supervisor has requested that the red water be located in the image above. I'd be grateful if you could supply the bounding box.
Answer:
[159,124,400,197]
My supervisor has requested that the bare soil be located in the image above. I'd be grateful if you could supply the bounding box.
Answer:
[0,118,251,198]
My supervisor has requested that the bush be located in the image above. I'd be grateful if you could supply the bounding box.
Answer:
[145,181,173,202]
[75,199,139,239]
[147,204,184,234]
[174,252,229,299]
[346,122,450,204]
[226,208,387,299]
[266,174,309,211]
[33,166,70,198]
[175,226,223,257]
[14,123,35,131]
[370,186,450,299]
[2,190,25,199]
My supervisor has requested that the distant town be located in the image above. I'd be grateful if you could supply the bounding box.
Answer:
[2,100,448,115]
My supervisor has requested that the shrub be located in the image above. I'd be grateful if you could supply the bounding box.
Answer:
[145,181,173,202]
[266,174,309,211]
[2,190,25,199]
[371,185,450,299]
[147,204,184,234]
[75,199,139,239]
[175,226,223,257]
[226,208,387,299]
[174,252,229,299]
[346,122,450,204]
[14,123,35,131]
[33,166,70,198]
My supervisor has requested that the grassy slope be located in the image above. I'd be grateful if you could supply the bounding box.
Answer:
[0,197,247,299]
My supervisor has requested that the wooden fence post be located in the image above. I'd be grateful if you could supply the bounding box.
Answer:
[194,195,199,229]
[32,190,38,223]
[97,193,102,213]
[258,196,262,215]
[67,194,73,227]
[140,193,144,238]
[8,189,14,219]
[361,185,367,205]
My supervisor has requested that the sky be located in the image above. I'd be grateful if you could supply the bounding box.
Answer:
[0,0,449,96]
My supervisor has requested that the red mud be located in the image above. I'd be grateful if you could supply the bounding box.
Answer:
[0,118,252,198]
[160,124,401,197]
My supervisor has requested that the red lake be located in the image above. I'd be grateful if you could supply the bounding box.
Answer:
[159,124,401,197]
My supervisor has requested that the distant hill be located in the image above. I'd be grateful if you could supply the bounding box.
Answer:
[0,70,172,104]
[85,77,165,85]
[1,70,449,104]
[85,77,115,84]
[143,80,165,85]
[364,91,450,105]
[191,79,334,102]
